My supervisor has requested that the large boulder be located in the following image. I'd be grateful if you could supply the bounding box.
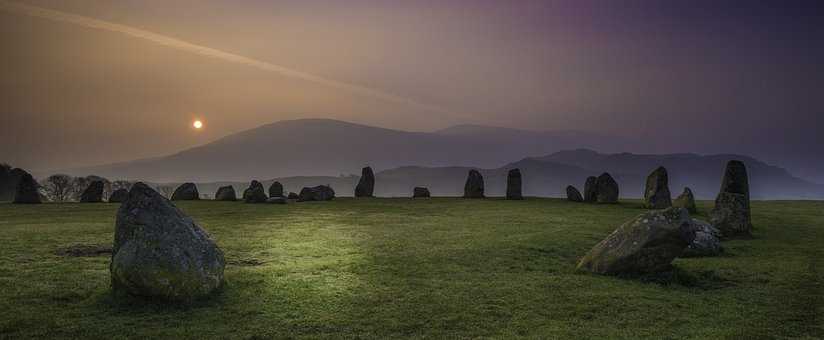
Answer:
[268,181,284,198]
[214,186,237,201]
[682,219,723,257]
[566,185,583,202]
[12,170,41,204]
[298,185,335,202]
[413,186,430,198]
[109,189,129,203]
[354,166,375,198]
[463,170,485,198]
[110,183,225,301]
[643,166,672,209]
[506,168,523,200]
[243,180,268,203]
[673,187,697,214]
[710,160,752,237]
[171,183,199,201]
[80,180,105,203]
[595,173,619,204]
[577,207,696,275]
[583,176,598,203]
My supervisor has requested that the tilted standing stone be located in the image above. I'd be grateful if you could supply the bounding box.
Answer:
[577,207,697,275]
[710,160,752,237]
[354,166,375,198]
[595,172,619,204]
[506,168,523,200]
[298,185,335,202]
[583,176,598,203]
[109,189,129,203]
[214,186,237,201]
[80,180,105,203]
[243,180,268,203]
[673,187,697,214]
[171,183,199,201]
[12,170,41,204]
[643,166,672,209]
[566,185,583,202]
[110,183,225,301]
[268,181,284,198]
[413,187,430,198]
[463,169,485,198]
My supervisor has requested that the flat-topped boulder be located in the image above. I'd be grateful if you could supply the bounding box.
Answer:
[243,180,267,203]
[215,186,237,201]
[110,183,225,301]
[171,183,199,201]
[577,207,696,275]
[643,166,672,209]
[710,160,752,237]
[583,176,598,203]
[109,188,129,203]
[595,173,619,204]
[413,187,430,198]
[463,170,485,198]
[673,187,697,214]
[298,185,335,202]
[80,180,105,203]
[566,185,583,202]
[506,168,523,200]
[268,181,284,198]
[354,166,375,198]
[12,170,41,204]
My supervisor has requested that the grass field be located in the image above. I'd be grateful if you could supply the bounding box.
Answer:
[0,198,822,339]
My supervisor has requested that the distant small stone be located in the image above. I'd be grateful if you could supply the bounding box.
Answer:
[268,181,284,198]
[673,187,697,214]
[355,166,375,198]
[583,176,598,203]
[566,185,583,202]
[215,186,237,201]
[171,183,199,201]
[643,166,672,209]
[12,170,40,204]
[109,189,129,203]
[80,180,105,203]
[595,172,619,204]
[298,185,335,202]
[243,180,268,203]
[287,192,299,200]
[463,169,485,198]
[413,187,430,198]
[266,196,287,204]
[682,219,723,257]
[506,168,523,200]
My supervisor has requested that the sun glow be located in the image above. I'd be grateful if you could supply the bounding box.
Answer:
[193,120,203,129]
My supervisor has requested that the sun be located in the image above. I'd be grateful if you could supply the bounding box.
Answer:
[193,120,203,129]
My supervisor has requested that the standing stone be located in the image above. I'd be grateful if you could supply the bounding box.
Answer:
[287,192,299,200]
[12,170,41,204]
[109,189,129,203]
[110,183,225,301]
[354,166,375,198]
[595,173,619,204]
[268,181,284,198]
[171,183,199,201]
[506,168,523,200]
[682,219,723,257]
[577,207,697,275]
[80,180,105,203]
[298,185,335,202]
[583,176,598,203]
[673,187,697,214]
[463,170,485,198]
[566,185,584,202]
[214,186,237,201]
[710,160,752,237]
[243,180,268,203]
[413,187,431,198]
[643,166,672,209]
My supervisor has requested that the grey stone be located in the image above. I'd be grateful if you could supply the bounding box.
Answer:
[243,180,268,203]
[583,176,598,203]
[171,183,199,201]
[595,172,619,204]
[643,166,672,209]
[682,219,723,257]
[413,187,430,198]
[266,197,287,204]
[673,187,697,214]
[506,168,523,200]
[710,160,752,238]
[215,186,237,201]
[298,185,335,202]
[80,180,105,203]
[287,192,299,200]
[463,169,485,198]
[566,185,583,202]
[355,166,375,198]
[268,181,284,198]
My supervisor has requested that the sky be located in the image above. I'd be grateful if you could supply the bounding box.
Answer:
[1,0,823,181]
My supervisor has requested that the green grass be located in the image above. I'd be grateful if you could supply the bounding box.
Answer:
[0,198,822,339]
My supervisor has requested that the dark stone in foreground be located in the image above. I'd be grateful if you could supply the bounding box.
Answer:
[566,185,583,202]
[109,189,129,203]
[13,170,40,204]
[643,166,672,209]
[506,168,523,200]
[266,197,287,204]
[110,183,225,301]
[682,219,723,257]
[595,173,619,204]
[463,169,485,198]
[577,207,696,275]
[355,166,375,198]
[243,180,268,203]
[268,181,284,198]
[215,186,237,201]
[413,187,430,198]
[171,183,199,201]
[80,180,105,203]
[287,192,299,200]
[583,176,598,203]
[673,187,697,214]
[710,160,752,237]
[298,185,335,202]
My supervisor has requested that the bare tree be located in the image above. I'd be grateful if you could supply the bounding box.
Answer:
[41,174,73,202]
